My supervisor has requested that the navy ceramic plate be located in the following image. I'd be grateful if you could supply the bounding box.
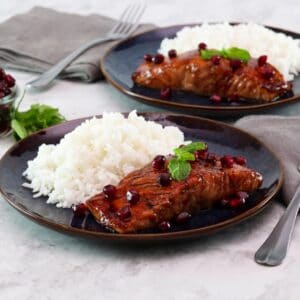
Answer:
[0,113,283,242]
[101,24,300,117]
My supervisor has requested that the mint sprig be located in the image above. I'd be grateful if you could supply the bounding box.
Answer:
[200,47,251,62]
[168,141,206,181]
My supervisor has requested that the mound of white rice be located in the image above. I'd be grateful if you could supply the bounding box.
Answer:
[23,111,185,208]
[159,23,300,81]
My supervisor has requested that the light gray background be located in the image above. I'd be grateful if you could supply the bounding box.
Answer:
[1,1,300,299]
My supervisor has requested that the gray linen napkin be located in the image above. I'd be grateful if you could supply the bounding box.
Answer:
[0,6,153,82]
[235,115,300,205]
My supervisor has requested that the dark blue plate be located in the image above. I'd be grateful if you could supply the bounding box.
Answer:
[0,113,283,242]
[101,24,300,117]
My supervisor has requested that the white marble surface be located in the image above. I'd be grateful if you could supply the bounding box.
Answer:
[1,1,300,299]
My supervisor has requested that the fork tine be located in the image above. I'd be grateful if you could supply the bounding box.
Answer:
[109,4,133,34]
[123,3,146,36]
[114,3,140,35]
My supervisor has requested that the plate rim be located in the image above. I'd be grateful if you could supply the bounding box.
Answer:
[100,23,300,113]
[0,113,284,241]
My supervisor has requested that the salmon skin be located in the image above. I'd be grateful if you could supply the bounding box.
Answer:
[86,155,263,233]
[132,50,292,103]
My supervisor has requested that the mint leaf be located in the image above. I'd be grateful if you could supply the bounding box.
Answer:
[222,47,251,62]
[200,49,222,60]
[179,142,207,153]
[174,148,195,161]
[168,158,191,181]
[11,119,27,139]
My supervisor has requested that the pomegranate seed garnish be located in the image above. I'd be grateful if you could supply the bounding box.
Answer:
[195,148,208,161]
[261,67,274,79]
[230,59,242,71]
[221,155,234,168]
[126,190,140,205]
[176,212,192,224]
[229,197,245,208]
[211,55,221,65]
[4,74,15,88]
[144,54,153,62]
[234,156,247,165]
[207,153,217,164]
[158,221,171,232]
[73,203,87,217]
[258,55,268,67]
[198,42,207,50]
[103,184,117,200]
[153,53,164,64]
[117,206,131,221]
[157,173,172,187]
[152,155,166,170]
[160,87,171,99]
[168,49,177,58]
[210,94,222,103]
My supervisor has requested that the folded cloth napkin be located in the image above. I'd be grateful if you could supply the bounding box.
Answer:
[0,6,153,82]
[235,115,300,205]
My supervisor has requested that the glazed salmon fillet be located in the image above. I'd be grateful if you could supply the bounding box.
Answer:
[132,50,292,103]
[86,155,263,233]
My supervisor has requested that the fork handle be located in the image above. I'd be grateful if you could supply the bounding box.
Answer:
[26,36,119,89]
[255,186,300,266]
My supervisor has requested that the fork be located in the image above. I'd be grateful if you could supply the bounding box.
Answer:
[255,167,300,266]
[26,2,145,89]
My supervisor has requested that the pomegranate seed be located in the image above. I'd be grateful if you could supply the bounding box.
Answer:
[198,42,207,50]
[117,206,131,221]
[152,155,166,170]
[261,66,274,79]
[207,153,217,164]
[176,212,192,224]
[160,87,171,99]
[229,197,245,208]
[153,53,164,64]
[211,55,221,65]
[103,184,117,200]
[195,148,208,160]
[258,55,268,67]
[157,173,172,187]
[234,156,247,165]
[158,221,171,232]
[210,94,222,103]
[73,203,87,217]
[4,74,15,88]
[168,49,177,58]
[126,190,140,205]
[230,59,242,71]
[221,155,234,168]
[144,54,153,62]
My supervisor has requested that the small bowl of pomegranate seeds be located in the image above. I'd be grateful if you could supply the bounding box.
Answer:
[0,68,17,137]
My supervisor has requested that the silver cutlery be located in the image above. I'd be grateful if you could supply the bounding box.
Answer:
[26,2,146,89]
[255,168,300,266]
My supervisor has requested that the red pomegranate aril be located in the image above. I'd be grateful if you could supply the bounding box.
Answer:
[258,55,268,67]
[198,42,207,50]
[261,68,274,79]
[158,221,171,232]
[117,206,131,221]
[152,155,166,170]
[168,49,177,58]
[126,190,140,205]
[207,153,217,164]
[4,74,15,88]
[144,54,153,62]
[195,148,208,160]
[234,156,247,165]
[73,203,87,217]
[221,155,234,168]
[211,55,221,65]
[160,87,171,99]
[157,173,172,187]
[229,197,245,208]
[230,59,242,71]
[153,53,164,64]
[210,94,222,103]
[103,184,117,200]
[176,212,192,224]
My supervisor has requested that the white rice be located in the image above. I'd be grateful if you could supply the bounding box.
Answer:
[159,23,300,81]
[23,111,185,208]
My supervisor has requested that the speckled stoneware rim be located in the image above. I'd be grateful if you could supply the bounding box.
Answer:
[0,113,284,242]
[100,23,300,114]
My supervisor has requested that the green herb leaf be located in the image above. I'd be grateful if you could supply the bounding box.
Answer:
[168,158,191,181]
[11,104,65,140]
[200,49,223,60]
[179,142,207,153]
[222,47,251,62]
[174,148,195,161]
